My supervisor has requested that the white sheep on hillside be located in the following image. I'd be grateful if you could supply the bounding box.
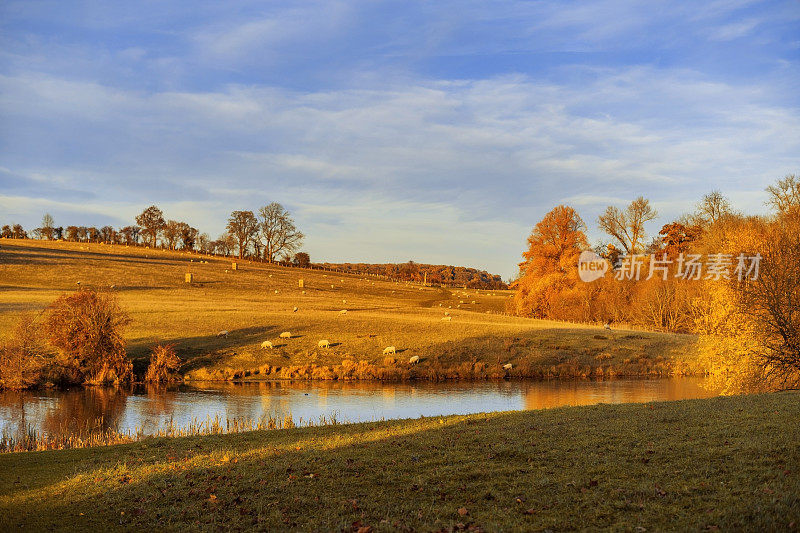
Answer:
[217,330,229,338]
[339,309,348,315]
[503,363,513,370]
[261,340,273,349]
[441,316,452,322]
[383,346,396,355]
[408,355,420,364]
[279,331,292,339]
[318,340,330,348]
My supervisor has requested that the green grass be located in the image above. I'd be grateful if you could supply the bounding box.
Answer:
[0,239,700,380]
[1,392,797,531]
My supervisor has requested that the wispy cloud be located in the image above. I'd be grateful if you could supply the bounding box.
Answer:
[0,0,798,277]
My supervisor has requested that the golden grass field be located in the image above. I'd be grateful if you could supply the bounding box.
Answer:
[0,239,700,380]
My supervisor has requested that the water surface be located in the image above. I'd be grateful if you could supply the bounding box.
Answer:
[0,377,717,439]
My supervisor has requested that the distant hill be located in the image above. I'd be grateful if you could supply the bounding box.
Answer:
[312,261,508,289]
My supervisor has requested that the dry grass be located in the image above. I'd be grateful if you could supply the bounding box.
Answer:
[0,239,700,380]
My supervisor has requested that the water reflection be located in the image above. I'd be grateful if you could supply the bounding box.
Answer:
[0,378,717,439]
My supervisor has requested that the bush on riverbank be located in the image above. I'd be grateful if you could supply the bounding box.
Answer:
[0,314,44,390]
[144,344,181,383]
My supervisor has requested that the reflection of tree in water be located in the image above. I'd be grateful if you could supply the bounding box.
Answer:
[42,387,129,438]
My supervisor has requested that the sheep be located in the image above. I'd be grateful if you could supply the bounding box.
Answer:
[383,346,396,355]
[261,340,273,349]
[441,316,452,322]
[444,311,450,316]
[279,331,292,339]
[603,320,613,330]
[318,340,330,349]
[471,300,476,304]
[339,309,348,315]
[293,306,298,312]
[342,299,346,304]
[408,355,419,364]
[503,363,513,370]
[274,290,279,294]
[217,330,229,338]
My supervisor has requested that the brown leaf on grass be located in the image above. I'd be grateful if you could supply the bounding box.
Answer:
[458,507,469,516]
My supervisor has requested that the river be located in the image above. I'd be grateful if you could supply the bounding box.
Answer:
[0,377,718,440]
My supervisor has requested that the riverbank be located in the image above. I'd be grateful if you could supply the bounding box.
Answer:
[0,240,701,384]
[2,392,798,530]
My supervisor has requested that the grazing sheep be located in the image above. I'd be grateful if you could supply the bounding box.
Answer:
[331,284,335,289]
[444,311,450,316]
[342,299,346,304]
[408,355,419,364]
[441,316,452,322]
[339,309,348,315]
[603,322,611,330]
[217,330,229,338]
[261,340,273,349]
[279,331,292,339]
[383,346,396,355]
[503,363,513,370]
[471,301,476,304]
[274,290,279,294]
[318,340,330,348]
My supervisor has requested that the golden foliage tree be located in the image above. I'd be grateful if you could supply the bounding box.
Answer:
[515,205,589,319]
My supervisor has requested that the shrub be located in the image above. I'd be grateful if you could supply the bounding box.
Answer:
[44,289,132,384]
[144,344,182,383]
[0,314,44,390]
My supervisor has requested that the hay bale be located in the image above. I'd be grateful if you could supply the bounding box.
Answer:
[185,272,193,283]
[231,262,238,270]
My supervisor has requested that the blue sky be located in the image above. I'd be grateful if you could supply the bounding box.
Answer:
[1,0,798,278]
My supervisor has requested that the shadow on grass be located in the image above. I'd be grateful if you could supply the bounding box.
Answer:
[1,394,799,530]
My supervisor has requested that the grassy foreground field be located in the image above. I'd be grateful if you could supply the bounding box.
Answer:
[0,239,700,380]
[1,392,798,531]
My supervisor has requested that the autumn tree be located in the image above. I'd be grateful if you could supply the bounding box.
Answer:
[227,210,258,259]
[178,223,198,250]
[44,289,132,384]
[658,222,702,259]
[162,220,181,250]
[293,252,311,268]
[119,225,140,245]
[766,174,800,217]
[38,213,55,240]
[257,202,304,262]
[136,205,165,248]
[100,225,115,243]
[695,190,733,226]
[598,197,657,254]
[515,205,589,319]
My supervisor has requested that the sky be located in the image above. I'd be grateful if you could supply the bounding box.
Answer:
[1,0,798,279]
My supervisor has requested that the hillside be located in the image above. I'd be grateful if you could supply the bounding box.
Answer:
[0,239,700,380]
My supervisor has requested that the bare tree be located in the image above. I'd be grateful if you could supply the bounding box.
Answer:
[258,202,304,262]
[598,197,658,254]
[39,213,55,240]
[162,220,181,250]
[696,190,733,225]
[226,211,258,258]
[766,174,800,216]
[136,206,165,248]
